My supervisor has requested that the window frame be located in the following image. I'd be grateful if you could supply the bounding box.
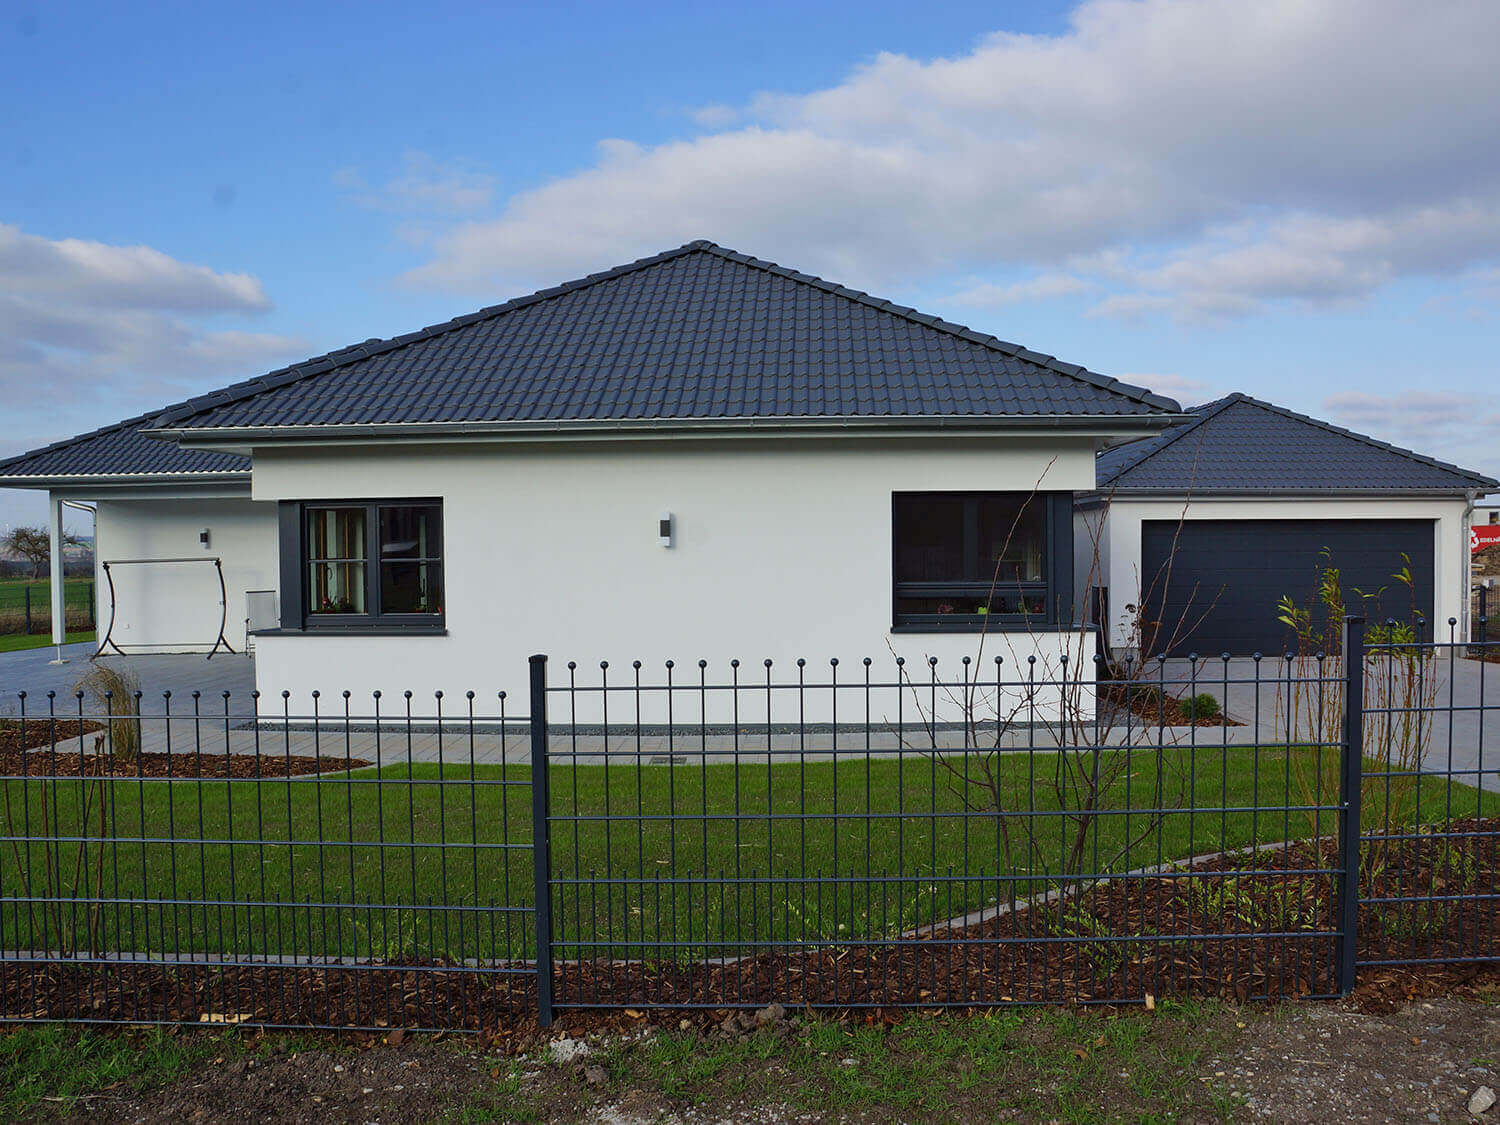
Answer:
[890,490,1074,633]
[276,498,446,633]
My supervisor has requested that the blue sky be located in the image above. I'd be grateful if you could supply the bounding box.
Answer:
[3,0,1498,529]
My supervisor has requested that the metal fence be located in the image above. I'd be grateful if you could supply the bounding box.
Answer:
[0,580,95,636]
[0,617,1494,1030]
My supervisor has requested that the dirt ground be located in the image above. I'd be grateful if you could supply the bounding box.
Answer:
[1212,996,1497,1123]
[37,977,1494,1124]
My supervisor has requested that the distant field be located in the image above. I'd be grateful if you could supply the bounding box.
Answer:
[0,576,94,607]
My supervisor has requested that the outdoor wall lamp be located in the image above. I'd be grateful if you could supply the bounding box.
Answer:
[659,512,673,548]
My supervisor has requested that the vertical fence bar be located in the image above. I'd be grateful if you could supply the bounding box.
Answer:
[1337,615,1366,995]
[529,654,554,1027]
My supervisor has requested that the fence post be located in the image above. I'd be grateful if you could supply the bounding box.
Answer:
[529,654,554,1027]
[1336,615,1366,996]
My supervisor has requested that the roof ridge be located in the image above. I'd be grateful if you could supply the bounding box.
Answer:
[1226,393,1497,488]
[154,239,1180,432]
[688,244,1181,413]
[153,241,715,429]
[1096,392,1242,485]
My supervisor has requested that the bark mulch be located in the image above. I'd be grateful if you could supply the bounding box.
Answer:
[0,748,373,778]
[1099,684,1242,727]
[2,819,1493,1030]
[0,720,372,777]
[0,719,101,755]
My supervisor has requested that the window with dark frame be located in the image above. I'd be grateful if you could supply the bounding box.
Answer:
[892,492,1058,631]
[299,500,443,627]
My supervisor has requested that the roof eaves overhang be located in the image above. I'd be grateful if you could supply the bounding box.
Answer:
[149,412,1190,451]
[0,471,252,491]
[1076,485,1496,507]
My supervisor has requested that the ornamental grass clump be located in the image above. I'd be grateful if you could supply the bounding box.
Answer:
[72,662,142,763]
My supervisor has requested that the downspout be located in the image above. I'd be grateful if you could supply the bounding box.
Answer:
[1463,489,1477,643]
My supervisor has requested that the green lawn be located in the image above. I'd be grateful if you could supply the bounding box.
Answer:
[0,630,95,655]
[1,748,1493,962]
[0,577,94,648]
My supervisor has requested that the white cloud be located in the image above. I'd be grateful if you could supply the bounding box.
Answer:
[1091,203,1500,320]
[945,273,1088,307]
[691,104,739,128]
[0,223,269,312]
[1115,373,1218,407]
[336,151,497,216]
[393,0,1500,318]
[1322,390,1500,481]
[0,225,304,423]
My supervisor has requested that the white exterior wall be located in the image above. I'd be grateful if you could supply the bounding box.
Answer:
[92,496,279,653]
[250,436,1099,719]
[1090,495,1473,651]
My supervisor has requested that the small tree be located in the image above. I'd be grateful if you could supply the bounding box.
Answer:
[2,525,82,580]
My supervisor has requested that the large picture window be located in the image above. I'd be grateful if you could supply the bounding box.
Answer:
[282,500,443,630]
[892,492,1070,631]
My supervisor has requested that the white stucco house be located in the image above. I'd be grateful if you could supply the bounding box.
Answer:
[0,242,1183,713]
[1,243,1492,712]
[1077,393,1496,657]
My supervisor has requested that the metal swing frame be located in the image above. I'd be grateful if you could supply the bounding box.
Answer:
[93,556,237,660]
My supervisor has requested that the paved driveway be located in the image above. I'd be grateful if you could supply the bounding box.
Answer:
[1,645,1495,789]
[0,641,254,704]
[1157,653,1500,792]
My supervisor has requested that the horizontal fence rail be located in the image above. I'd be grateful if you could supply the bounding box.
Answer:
[0,689,534,1030]
[0,619,1493,1030]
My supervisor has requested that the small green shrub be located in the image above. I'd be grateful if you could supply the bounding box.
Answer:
[1180,693,1221,721]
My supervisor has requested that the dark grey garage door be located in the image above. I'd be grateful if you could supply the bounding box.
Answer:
[1139,519,1435,656]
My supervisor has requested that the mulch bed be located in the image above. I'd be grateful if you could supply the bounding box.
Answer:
[0,722,371,777]
[3,819,1493,1029]
[0,748,373,778]
[1100,684,1242,727]
[0,719,101,755]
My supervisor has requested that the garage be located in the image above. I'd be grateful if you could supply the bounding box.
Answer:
[1080,393,1496,657]
[1139,518,1435,656]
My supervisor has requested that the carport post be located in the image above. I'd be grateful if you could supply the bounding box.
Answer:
[47,492,68,665]
[1336,615,1366,995]
[529,654,554,1026]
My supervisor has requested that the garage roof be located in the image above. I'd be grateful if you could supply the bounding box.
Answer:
[1096,393,1497,494]
[144,241,1180,436]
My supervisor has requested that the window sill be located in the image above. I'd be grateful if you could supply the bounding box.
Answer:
[252,626,449,637]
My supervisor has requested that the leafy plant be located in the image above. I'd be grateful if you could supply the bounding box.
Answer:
[1180,693,1220,721]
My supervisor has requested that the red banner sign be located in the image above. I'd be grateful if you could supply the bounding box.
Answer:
[1473,523,1500,553]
